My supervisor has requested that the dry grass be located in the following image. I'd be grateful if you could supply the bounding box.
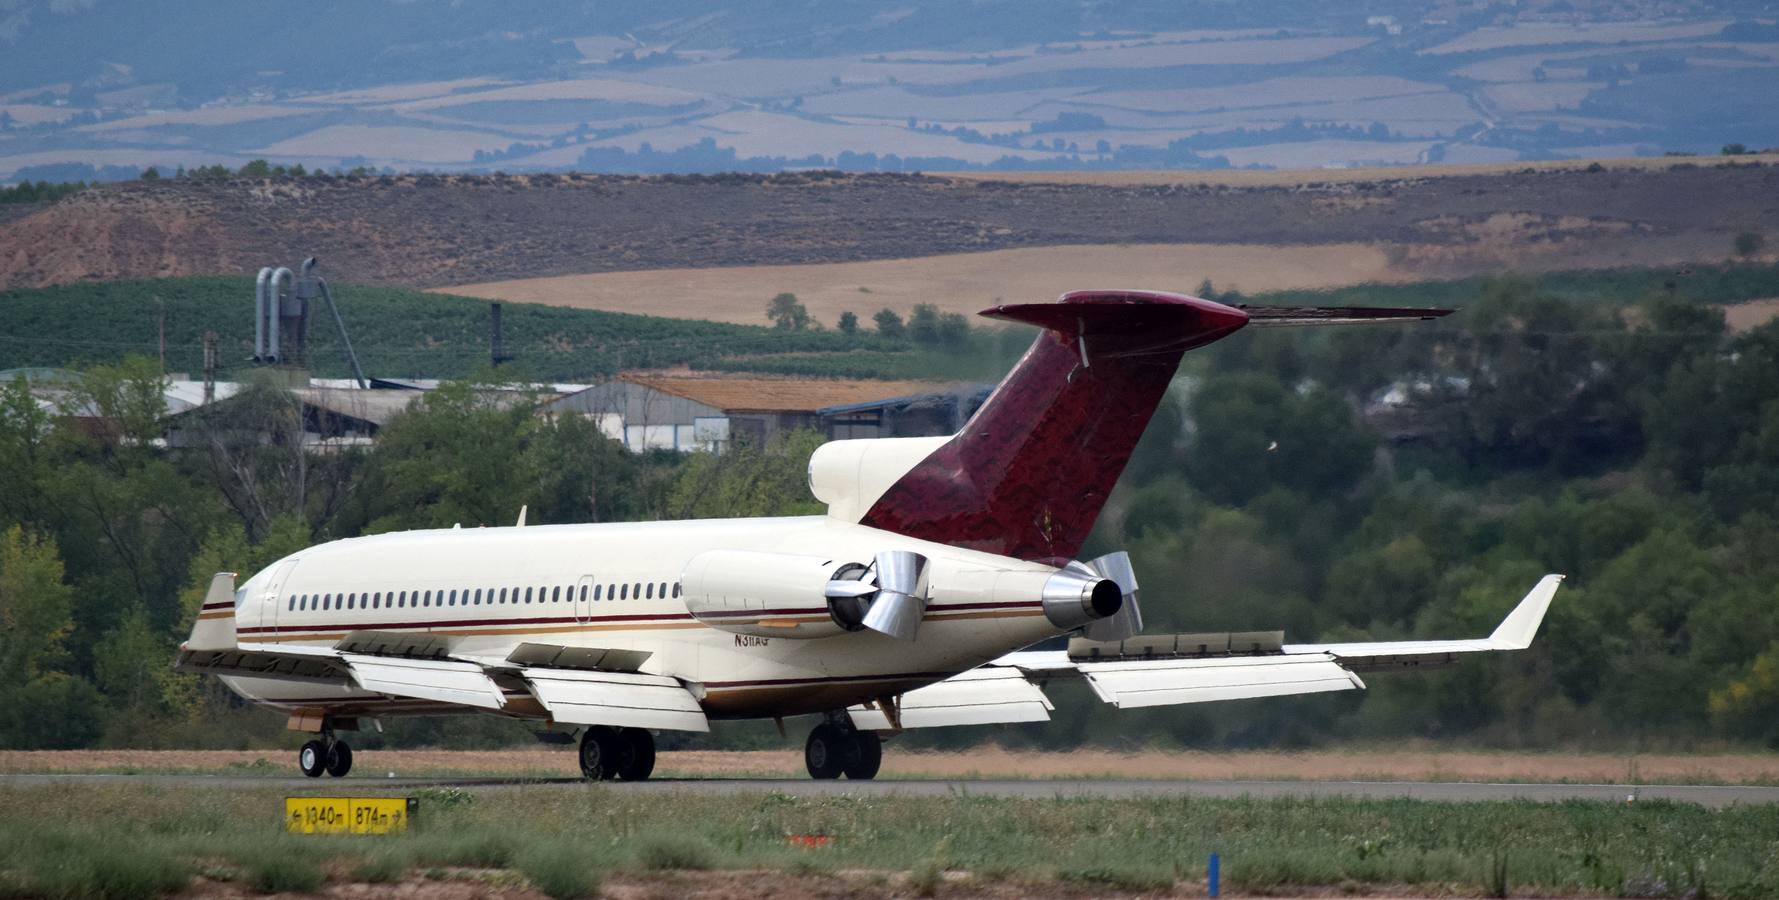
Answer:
[7,747,1779,784]
[934,153,1779,188]
[437,242,1409,325]
[1722,297,1779,332]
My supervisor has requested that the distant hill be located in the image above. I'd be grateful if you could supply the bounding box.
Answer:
[2,2,1777,178]
[0,159,1773,292]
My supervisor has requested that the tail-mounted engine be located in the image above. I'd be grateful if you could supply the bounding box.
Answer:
[680,548,1140,642]
[680,549,929,640]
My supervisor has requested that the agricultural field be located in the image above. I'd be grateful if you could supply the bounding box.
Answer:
[1,780,1773,898]
[438,242,1411,326]
[7,9,1779,179]
[7,265,1779,382]
[8,748,1779,786]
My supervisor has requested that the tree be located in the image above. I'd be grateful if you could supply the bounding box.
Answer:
[766,292,810,331]
[1184,374,1377,507]
[140,166,160,181]
[1735,231,1764,258]
[837,310,859,334]
[1722,143,1749,156]
[873,308,905,339]
[0,525,75,685]
[907,303,942,343]
[935,311,970,347]
[238,159,272,177]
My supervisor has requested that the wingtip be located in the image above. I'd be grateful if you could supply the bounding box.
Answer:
[1488,573,1564,649]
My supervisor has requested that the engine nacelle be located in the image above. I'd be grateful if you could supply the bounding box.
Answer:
[680,550,872,639]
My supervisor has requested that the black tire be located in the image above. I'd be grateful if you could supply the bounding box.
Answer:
[804,724,845,780]
[843,730,882,781]
[298,740,326,778]
[579,726,619,780]
[325,741,353,778]
[618,728,656,781]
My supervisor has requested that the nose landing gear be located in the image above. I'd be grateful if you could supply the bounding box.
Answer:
[805,719,882,780]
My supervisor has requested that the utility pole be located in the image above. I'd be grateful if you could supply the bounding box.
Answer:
[202,331,218,403]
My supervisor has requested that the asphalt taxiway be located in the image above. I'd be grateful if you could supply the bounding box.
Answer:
[4,774,1777,808]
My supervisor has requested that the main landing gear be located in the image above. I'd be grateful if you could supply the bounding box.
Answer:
[298,729,353,778]
[805,719,882,780]
[578,726,657,781]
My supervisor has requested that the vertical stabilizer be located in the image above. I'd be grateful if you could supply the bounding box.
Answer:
[859,290,1248,561]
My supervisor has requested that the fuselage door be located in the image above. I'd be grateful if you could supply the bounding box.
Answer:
[249,557,299,635]
[575,575,596,625]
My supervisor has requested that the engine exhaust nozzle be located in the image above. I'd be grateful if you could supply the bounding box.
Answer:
[1041,567,1123,630]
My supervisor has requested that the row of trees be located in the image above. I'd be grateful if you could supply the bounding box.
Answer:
[767,293,971,346]
[3,277,1778,749]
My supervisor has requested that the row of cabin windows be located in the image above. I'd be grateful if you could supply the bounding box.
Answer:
[285,581,682,613]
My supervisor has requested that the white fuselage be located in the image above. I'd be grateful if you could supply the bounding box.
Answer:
[221,516,1067,721]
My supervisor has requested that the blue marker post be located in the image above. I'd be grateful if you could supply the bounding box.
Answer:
[1208,852,1220,898]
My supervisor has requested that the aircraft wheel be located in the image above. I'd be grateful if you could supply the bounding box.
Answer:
[804,724,845,780]
[579,726,620,780]
[617,728,656,781]
[325,741,353,777]
[298,740,326,778]
[843,730,882,781]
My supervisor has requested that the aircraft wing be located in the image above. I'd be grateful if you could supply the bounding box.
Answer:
[176,593,710,732]
[852,575,1561,728]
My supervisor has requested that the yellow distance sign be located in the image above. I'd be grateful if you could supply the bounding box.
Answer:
[285,796,415,835]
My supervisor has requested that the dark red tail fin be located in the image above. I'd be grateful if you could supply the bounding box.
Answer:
[858,290,1248,562]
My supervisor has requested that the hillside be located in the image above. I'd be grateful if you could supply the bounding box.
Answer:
[1,158,1774,292]
[3,5,1778,178]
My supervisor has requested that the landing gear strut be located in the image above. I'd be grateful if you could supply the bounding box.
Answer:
[805,719,882,780]
[298,722,353,778]
[578,726,656,781]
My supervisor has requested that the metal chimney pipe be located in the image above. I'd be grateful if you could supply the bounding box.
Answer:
[266,267,294,361]
[253,267,273,360]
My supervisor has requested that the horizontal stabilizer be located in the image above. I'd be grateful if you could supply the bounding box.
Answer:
[1236,304,1453,327]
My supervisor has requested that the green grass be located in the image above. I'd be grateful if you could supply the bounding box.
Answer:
[0,276,922,382]
[5,263,1777,384]
[0,782,1776,897]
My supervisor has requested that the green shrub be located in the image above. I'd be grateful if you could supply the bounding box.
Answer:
[516,844,601,900]
[246,855,323,894]
[634,832,716,871]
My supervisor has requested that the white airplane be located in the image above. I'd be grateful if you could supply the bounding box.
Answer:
[178,290,1562,781]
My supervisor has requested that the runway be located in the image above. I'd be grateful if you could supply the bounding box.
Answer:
[5,774,1777,808]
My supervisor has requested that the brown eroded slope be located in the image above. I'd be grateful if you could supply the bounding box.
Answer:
[1,160,1774,293]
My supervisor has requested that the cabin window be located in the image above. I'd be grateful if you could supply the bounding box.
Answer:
[552,586,561,603]
[423,590,432,607]
[522,587,531,604]
[498,587,507,604]
[446,589,455,606]
[633,582,642,599]
[287,596,295,611]
[472,588,481,605]
[659,582,668,598]
[673,582,682,598]
[594,584,602,601]
[644,583,654,600]
[349,593,357,610]
[579,585,588,602]
[620,584,628,600]
[323,594,332,611]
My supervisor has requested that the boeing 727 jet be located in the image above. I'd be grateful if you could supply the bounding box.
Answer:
[178,290,1561,780]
